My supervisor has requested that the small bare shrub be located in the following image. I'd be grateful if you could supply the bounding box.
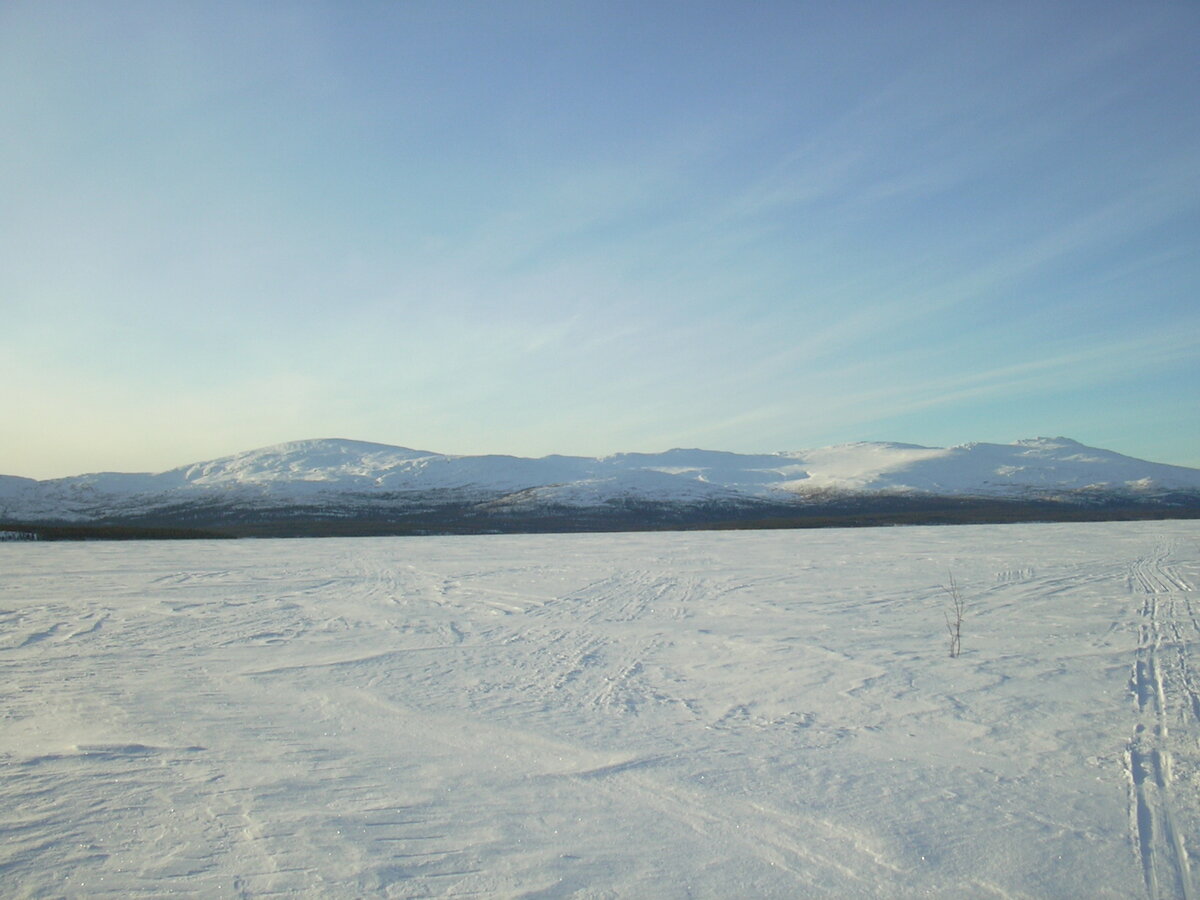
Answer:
[943,573,964,658]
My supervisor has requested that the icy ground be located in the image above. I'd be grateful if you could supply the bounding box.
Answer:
[2,522,1199,898]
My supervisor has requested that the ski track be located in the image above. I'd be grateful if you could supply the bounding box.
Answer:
[1,523,1199,897]
[1125,540,1198,900]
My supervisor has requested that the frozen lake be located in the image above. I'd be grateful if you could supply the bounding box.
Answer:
[3,521,1199,898]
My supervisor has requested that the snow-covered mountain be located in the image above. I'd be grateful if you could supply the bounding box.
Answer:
[3,437,1198,531]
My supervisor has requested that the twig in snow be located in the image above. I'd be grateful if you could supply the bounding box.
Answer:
[943,572,964,658]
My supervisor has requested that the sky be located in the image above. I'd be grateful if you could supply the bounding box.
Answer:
[2,1,1198,479]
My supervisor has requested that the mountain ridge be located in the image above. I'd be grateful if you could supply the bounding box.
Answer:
[3,437,1198,537]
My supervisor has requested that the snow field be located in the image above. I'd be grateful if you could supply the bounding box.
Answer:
[1,521,1199,897]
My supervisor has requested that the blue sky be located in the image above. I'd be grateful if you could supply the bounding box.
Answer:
[3,1,1198,478]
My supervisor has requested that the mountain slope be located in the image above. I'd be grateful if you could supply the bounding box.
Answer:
[2,437,1198,533]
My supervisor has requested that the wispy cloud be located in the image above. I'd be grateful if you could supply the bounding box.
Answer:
[2,3,1197,475]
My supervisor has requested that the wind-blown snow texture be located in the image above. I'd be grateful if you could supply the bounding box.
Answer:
[3,522,1199,897]
[3,437,1199,524]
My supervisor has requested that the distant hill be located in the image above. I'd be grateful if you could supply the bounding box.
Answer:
[3,437,1198,537]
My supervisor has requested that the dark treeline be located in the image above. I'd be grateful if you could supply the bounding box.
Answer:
[4,491,1198,540]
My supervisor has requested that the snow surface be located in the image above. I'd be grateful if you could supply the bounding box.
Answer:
[3,521,1199,897]
[4,437,1200,523]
